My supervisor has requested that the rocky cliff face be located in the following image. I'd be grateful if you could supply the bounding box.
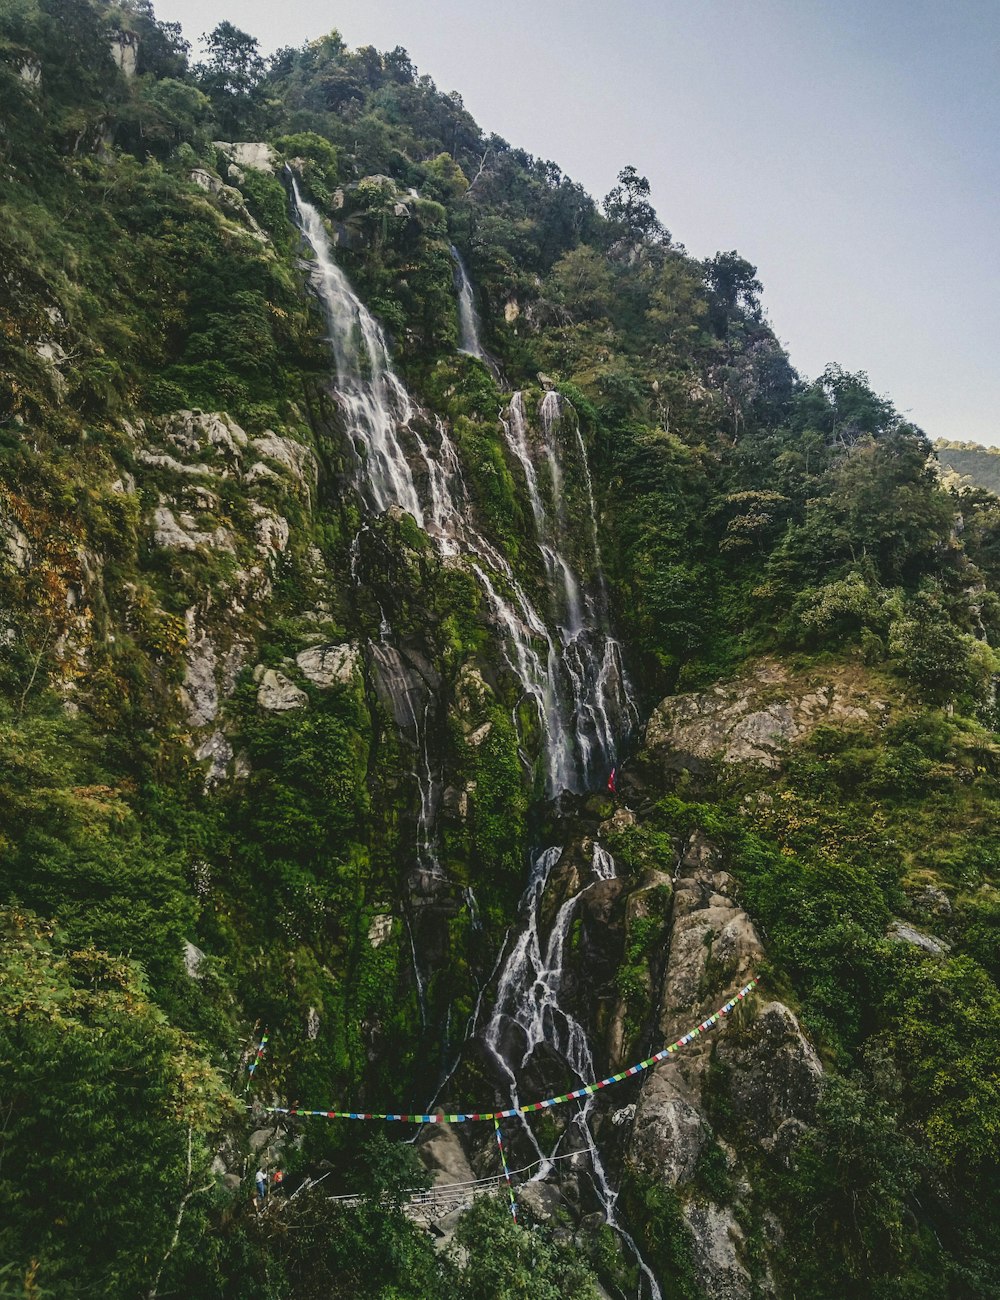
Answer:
[7,13,1000,1294]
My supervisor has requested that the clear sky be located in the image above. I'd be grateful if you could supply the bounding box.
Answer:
[154,0,1000,444]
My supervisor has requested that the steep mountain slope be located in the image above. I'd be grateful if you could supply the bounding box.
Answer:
[2,4,1000,1298]
[935,438,1000,494]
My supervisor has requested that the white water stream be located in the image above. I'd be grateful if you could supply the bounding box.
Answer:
[292,181,657,1295]
[451,244,486,360]
[293,182,632,795]
[482,843,661,1300]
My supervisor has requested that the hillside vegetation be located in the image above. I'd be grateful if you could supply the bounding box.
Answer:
[2,2,1000,1297]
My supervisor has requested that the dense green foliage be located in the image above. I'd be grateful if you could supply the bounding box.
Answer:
[647,705,1000,1295]
[3,1,1000,1296]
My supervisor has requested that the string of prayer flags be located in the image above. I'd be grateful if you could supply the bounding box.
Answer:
[246,1032,268,1089]
[262,978,760,1123]
[493,1118,518,1222]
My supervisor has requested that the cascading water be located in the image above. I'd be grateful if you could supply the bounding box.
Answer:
[451,244,486,360]
[293,182,632,795]
[291,177,423,522]
[292,178,656,1292]
[502,389,639,789]
[482,843,661,1300]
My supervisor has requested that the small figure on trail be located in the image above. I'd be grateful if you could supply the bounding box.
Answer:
[607,766,617,794]
[255,1168,268,1208]
[272,1169,284,1191]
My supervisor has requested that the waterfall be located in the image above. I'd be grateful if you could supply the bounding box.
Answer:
[291,178,423,522]
[482,846,661,1299]
[292,180,654,1290]
[501,389,639,788]
[591,841,617,880]
[292,183,634,796]
[451,244,486,359]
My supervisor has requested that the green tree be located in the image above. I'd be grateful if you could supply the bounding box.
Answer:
[703,250,762,334]
[452,1197,602,1298]
[0,909,234,1298]
[196,21,265,136]
[602,165,665,245]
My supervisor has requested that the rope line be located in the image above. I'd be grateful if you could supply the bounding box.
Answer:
[319,1149,585,1206]
[263,978,760,1123]
[324,1149,588,1205]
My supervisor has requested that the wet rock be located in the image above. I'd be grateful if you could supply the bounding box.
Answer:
[607,870,671,1065]
[296,643,359,688]
[255,667,307,711]
[370,644,438,737]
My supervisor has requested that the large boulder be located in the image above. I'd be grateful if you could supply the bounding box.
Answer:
[213,141,276,174]
[296,643,359,688]
[255,667,307,711]
[627,831,818,1296]
[645,660,888,773]
[683,1200,753,1300]
[715,1001,823,1159]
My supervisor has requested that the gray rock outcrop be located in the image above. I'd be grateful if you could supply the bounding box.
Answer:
[296,643,359,687]
[627,830,819,1297]
[645,660,887,772]
[255,667,308,712]
[213,141,276,174]
[888,920,950,956]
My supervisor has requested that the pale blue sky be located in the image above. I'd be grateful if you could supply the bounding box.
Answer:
[156,0,1000,443]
